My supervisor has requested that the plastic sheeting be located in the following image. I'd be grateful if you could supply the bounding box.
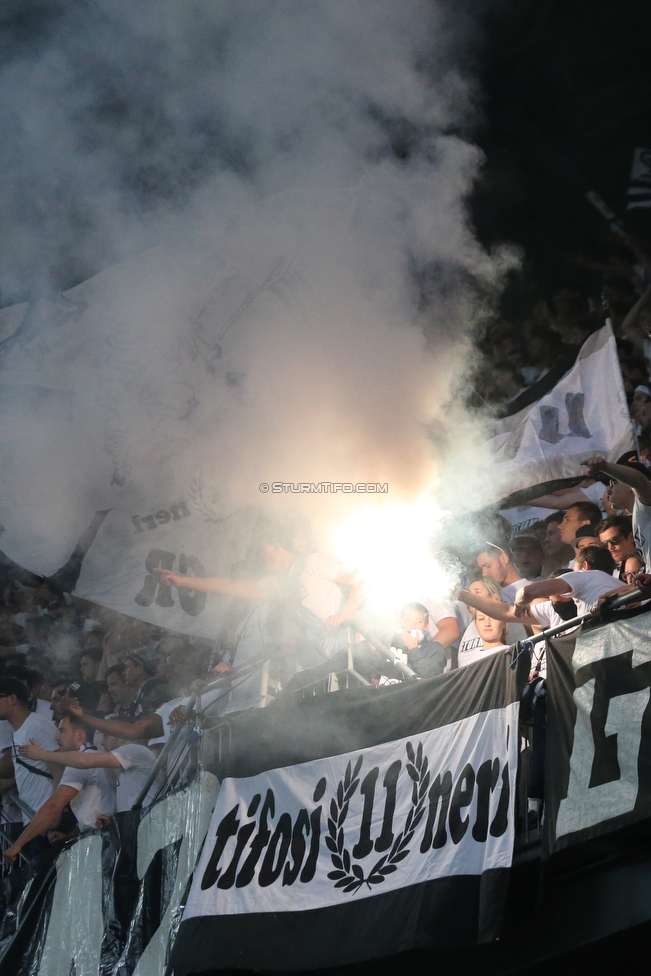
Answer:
[0,771,219,976]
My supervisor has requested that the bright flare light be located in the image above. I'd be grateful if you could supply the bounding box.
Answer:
[329,495,453,629]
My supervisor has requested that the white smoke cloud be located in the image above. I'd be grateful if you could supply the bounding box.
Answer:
[0,1,512,608]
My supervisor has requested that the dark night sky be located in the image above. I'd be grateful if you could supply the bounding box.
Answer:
[471,0,651,309]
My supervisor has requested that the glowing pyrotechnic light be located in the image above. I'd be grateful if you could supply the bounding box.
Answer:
[329,496,453,627]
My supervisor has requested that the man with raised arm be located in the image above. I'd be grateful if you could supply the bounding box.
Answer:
[15,716,163,818]
[512,546,626,619]
[154,519,361,656]
[2,710,115,864]
[581,454,651,570]
[460,547,625,626]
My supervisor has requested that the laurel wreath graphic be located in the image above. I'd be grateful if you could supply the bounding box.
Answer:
[188,476,227,524]
[326,741,430,894]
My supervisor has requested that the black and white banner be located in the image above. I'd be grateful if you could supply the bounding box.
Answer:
[545,611,651,853]
[73,496,258,639]
[485,324,634,507]
[172,650,526,973]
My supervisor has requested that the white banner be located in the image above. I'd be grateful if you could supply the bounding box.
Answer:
[184,702,519,918]
[487,324,634,500]
[73,482,257,639]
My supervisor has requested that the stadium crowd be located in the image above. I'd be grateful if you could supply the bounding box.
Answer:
[2,270,651,867]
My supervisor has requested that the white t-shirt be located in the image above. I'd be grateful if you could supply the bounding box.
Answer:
[59,747,117,831]
[0,701,52,752]
[458,643,510,668]
[421,598,457,641]
[502,578,531,605]
[529,600,567,631]
[0,722,13,752]
[633,497,651,570]
[34,699,52,718]
[527,600,575,679]
[152,687,225,746]
[111,743,163,812]
[12,711,58,820]
[458,620,528,658]
[558,570,626,615]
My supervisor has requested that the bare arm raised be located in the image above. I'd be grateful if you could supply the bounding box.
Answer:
[581,456,651,506]
[20,740,121,769]
[457,589,539,627]
[63,699,164,740]
[153,568,267,600]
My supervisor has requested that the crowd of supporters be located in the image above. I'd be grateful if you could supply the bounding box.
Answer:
[3,263,651,865]
[0,595,224,867]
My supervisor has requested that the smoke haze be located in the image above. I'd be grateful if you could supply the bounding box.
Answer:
[0,0,511,585]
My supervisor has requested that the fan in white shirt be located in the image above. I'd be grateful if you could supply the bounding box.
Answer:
[458,582,586,679]
[457,611,510,669]
[2,710,115,865]
[457,577,530,660]
[0,678,57,826]
[17,722,164,828]
[512,547,626,620]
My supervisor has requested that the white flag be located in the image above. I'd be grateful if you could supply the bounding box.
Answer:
[73,482,258,639]
[486,324,634,502]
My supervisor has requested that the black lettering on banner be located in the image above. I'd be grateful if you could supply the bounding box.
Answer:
[218,808,258,890]
[489,763,510,837]
[200,747,513,897]
[131,500,191,534]
[200,804,240,890]
[236,790,275,888]
[299,781,325,884]
[134,550,176,607]
[374,760,402,853]
[420,771,452,851]
[449,763,475,844]
[301,806,322,883]
[353,767,379,859]
[282,809,311,886]
[259,813,293,887]
[177,553,207,616]
[472,758,500,842]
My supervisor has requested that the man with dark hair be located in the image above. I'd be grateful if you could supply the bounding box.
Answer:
[104,664,134,716]
[2,664,51,717]
[582,455,651,570]
[2,710,116,863]
[511,533,544,580]
[19,711,162,816]
[475,543,530,604]
[595,515,636,570]
[122,649,172,718]
[558,502,602,546]
[542,511,574,575]
[0,677,57,821]
[50,676,81,723]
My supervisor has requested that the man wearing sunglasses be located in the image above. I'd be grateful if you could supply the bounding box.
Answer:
[596,516,635,573]
[582,454,651,573]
